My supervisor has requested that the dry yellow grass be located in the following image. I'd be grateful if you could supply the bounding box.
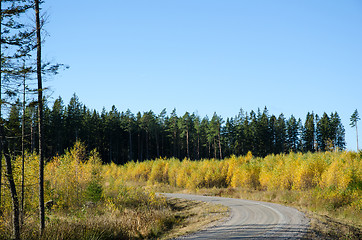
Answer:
[162,198,228,239]
[0,143,229,240]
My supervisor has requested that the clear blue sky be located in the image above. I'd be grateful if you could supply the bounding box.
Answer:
[42,0,362,151]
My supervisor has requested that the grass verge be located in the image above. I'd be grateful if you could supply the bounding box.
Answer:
[161,197,228,239]
[0,188,228,240]
[147,183,361,240]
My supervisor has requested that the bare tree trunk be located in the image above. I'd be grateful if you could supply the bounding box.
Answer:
[155,131,159,157]
[197,134,200,160]
[208,141,211,159]
[173,130,177,157]
[0,0,3,216]
[0,125,20,240]
[145,131,149,160]
[218,130,222,159]
[356,123,359,151]
[128,130,132,161]
[31,121,34,152]
[0,5,18,238]
[109,137,112,163]
[138,131,141,161]
[21,61,26,226]
[186,129,189,159]
[35,0,45,233]
[161,133,164,157]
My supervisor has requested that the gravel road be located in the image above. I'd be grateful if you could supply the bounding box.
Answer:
[162,193,310,239]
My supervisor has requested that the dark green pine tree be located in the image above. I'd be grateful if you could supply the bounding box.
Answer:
[50,97,65,155]
[43,103,52,157]
[223,117,236,157]
[192,114,202,159]
[302,112,315,152]
[6,100,22,155]
[233,109,246,156]
[24,104,37,152]
[286,115,299,152]
[104,106,121,163]
[179,112,193,159]
[80,106,92,149]
[65,94,83,147]
[140,110,157,160]
[90,110,102,152]
[151,110,161,158]
[268,114,277,154]
[167,109,179,158]
[316,113,331,151]
[330,112,345,151]
[275,114,287,154]
[248,111,258,155]
[136,112,143,161]
[257,107,271,157]
[123,109,135,161]
[157,109,167,157]
[209,113,223,159]
[200,116,210,158]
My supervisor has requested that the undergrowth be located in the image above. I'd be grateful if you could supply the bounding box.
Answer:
[0,142,178,240]
[117,151,361,228]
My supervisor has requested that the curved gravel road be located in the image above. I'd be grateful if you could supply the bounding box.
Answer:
[162,193,310,239]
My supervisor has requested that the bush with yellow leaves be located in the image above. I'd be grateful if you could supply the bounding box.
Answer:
[121,150,361,212]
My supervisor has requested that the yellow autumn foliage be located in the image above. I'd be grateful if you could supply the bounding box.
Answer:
[119,150,361,210]
[45,142,103,208]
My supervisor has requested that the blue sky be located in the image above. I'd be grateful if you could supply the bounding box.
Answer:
[42,0,362,150]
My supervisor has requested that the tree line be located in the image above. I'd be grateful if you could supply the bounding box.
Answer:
[5,93,346,164]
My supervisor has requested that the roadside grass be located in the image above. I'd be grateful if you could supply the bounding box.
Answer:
[0,192,178,240]
[11,195,226,240]
[160,198,228,239]
[150,185,361,240]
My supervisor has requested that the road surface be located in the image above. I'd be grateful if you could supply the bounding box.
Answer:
[162,193,310,239]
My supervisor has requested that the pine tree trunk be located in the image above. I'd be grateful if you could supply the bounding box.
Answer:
[186,129,189,159]
[35,0,45,233]
[31,121,34,152]
[208,141,211,158]
[0,125,20,240]
[356,123,359,151]
[155,131,159,157]
[173,130,177,157]
[0,0,3,216]
[128,130,132,161]
[138,131,141,161]
[21,64,26,225]
[218,130,222,159]
[146,131,149,160]
[161,133,164,157]
[197,134,200,160]
[109,137,112,163]
[0,4,19,236]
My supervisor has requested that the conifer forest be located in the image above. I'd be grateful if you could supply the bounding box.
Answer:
[8,94,346,164]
